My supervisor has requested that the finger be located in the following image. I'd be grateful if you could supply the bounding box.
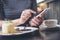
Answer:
[34,17,40,22]
[21,11,31,19]
[22,10,31,17]
[32,19,39,25]
[39,17,44,22]
[30,21,37,26]
[21,9,36,18]
[29,9,36,14]
[38,18,44,25]
[23,12,31,18]
[24,9,36,14]
[25,11,31,17]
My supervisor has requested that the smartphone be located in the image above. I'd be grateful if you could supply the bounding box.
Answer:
[36,8,50,18]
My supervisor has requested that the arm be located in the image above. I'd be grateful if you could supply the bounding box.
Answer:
[0,9,36,27]
[0,0,36,27]
[0,18,23,27]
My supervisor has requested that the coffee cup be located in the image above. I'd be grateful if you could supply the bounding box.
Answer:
[43,19,58,28]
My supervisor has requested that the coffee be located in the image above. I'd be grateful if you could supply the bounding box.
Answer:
[43,19,58,28]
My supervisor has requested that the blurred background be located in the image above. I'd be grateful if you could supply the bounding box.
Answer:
[36,0,60,24]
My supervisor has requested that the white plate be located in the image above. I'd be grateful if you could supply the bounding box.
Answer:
[0,27,38,36]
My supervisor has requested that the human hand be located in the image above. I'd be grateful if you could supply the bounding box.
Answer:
[20,9,36,24]
[29,17,44,26]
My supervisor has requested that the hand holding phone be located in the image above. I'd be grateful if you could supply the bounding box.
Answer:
[36,8,50,18]
[29,8,50,27]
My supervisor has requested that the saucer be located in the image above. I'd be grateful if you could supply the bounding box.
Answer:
[46,24,60,28]
[56,24,60,27]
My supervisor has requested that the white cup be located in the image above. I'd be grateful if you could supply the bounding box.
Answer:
[43,19,58,28]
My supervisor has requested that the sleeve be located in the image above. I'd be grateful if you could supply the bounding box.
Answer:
[0,0,5,20]
[30,0,37,12]
[30,0,39,16]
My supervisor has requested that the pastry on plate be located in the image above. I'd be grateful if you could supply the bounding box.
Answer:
[2,20,17,34]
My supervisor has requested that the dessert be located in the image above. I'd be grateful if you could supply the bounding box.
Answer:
[2,21,17,34]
